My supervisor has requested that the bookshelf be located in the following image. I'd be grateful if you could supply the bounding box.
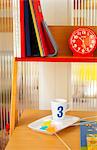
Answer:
[16,26,97,62]
[5,4,97,150]
[10,25,97,135]
[10,0,97,136]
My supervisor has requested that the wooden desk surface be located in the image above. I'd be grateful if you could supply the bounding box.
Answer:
[6,110,97,150]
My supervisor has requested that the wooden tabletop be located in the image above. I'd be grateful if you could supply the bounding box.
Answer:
[6,110,97,150]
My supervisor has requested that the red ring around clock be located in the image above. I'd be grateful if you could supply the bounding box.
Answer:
[69,28,97,57]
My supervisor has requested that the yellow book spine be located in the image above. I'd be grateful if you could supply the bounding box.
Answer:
[29,0,44,57]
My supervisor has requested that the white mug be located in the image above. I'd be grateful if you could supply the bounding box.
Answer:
[51,99,70,121]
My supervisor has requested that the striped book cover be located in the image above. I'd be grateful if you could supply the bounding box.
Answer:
[80,121,97,150]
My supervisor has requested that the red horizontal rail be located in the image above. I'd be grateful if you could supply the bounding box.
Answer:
[15,56,97,62]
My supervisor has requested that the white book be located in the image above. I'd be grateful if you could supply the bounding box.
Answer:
[16,0,20,57]
[13,0,21,57]
[17,0,21,57]
[13,0,17,57]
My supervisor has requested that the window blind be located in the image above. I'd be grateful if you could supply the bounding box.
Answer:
[71,63,97,111]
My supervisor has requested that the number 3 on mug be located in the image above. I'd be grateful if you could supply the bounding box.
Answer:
[57,106,63,118]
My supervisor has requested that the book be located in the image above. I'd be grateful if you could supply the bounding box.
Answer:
[29,0,47,57]
[80,121,97,150]
[13,0,17,57]
[13,0,25,57]
[13,0,26,57]
[42,21,58,57]
[28,1,40,56]
[24,0,32,57]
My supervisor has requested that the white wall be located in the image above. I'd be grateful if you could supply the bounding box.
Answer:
[39,1,73,109]
[39,63,71,110]
[40,0,73,25]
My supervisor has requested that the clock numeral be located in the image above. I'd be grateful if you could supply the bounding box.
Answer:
[91,40,95,44]
[82,31,86,35]
[74,35,78,39]
[90,44,93,48]
[90,35,94,39]
[82,49,85,53]
[77,32,81,36]
[77,47,81,51]
[73,44,77,48]
[72,40,76,43]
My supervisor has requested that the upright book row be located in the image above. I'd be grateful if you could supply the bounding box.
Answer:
[13,0,58,58]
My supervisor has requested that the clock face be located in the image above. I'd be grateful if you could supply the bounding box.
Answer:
[69,28,97,56]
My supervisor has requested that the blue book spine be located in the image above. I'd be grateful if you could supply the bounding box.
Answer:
[24,0,32,57]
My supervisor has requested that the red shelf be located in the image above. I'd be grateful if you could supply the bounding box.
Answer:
[16,56,97,62]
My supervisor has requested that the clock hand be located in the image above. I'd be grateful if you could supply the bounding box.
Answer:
[77,37,86,51]
[78,37,86,49]
[82,40,86,49]
[78,37,83,42]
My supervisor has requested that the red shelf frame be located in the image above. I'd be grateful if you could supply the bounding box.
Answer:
[16,57,97,62]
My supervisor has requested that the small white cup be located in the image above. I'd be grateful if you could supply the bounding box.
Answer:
[51,99,70,121]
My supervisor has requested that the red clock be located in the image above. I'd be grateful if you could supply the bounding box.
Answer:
[69,28,97,56]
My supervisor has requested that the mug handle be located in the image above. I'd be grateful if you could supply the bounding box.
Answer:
[65,102,71,112]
